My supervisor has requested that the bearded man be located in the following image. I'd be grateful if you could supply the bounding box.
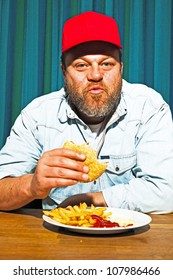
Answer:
[0,11,173,213]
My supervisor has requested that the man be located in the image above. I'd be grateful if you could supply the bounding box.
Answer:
[0,11,173,213]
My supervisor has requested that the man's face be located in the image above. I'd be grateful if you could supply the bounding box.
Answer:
[62,42,123,124]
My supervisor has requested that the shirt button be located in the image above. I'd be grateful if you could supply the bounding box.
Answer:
[93,180,97,184]
[115,166,120,171]
[84,125,87,130]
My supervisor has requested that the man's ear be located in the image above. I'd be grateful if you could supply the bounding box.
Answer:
[61,64,66,76]
[120,62,123,75]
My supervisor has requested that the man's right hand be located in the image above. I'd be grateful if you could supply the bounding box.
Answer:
[30,148,89,199]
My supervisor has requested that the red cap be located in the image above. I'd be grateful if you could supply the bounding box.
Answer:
[62,11,122,52]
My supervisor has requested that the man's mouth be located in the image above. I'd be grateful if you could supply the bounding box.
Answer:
[88,86,104,94]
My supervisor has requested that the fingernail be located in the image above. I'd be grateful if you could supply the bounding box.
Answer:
[78,153,86,159]
[82,174,89,181]
[83,165,89,173]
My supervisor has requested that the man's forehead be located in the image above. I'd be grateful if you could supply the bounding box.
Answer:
[64,41,120,64]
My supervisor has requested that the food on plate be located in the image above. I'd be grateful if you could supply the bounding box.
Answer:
[43,202,134,228]
[63,141,108,182]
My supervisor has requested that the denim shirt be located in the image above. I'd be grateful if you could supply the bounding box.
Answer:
[1,80,173,213]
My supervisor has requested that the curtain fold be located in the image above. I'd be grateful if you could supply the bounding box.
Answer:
[0,0,172,148]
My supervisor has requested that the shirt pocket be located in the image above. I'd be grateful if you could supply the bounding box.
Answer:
[100,152,137,186]
[106,152,137,175]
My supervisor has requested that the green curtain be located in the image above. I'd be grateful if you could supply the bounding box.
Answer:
[0,0,173,148]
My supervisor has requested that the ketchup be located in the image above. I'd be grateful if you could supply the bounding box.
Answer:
[91,214,120,228]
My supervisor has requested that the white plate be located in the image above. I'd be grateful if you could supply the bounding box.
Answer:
[43,208,152,235]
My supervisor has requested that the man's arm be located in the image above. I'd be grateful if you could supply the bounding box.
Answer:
[103,105,173,213]
[0,175,35,210]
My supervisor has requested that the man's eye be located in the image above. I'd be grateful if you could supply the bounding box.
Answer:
[75,63,88,70]
[101,62,114,69]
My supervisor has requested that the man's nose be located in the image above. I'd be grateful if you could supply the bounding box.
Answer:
[87,65,103,81]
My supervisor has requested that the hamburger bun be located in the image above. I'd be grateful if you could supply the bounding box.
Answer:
[63,141,108,182]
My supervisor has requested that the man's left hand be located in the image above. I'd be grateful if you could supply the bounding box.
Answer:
[59,192,107,208]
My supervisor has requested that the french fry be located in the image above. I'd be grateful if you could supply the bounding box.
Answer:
[43,203,135,228]
[43,202,109,227]
[58,208,70,222]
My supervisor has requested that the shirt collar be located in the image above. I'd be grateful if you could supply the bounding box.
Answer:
[58,96,78,123]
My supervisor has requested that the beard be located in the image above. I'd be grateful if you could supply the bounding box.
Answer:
[65,80,122,118]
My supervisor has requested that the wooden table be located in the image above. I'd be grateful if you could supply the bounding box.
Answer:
[0,208,172,260]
